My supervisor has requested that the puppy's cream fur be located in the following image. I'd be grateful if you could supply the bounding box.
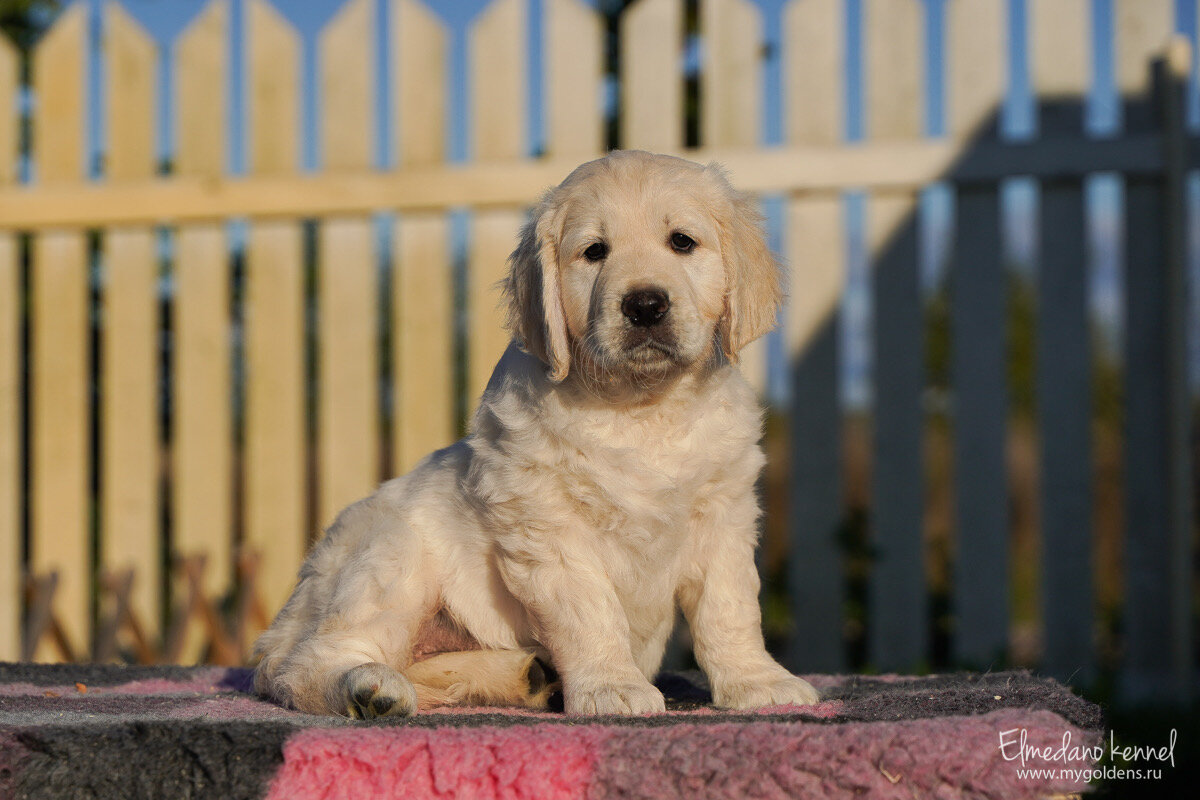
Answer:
[253,150,819,717]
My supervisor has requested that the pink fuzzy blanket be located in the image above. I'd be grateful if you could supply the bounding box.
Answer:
[0,665,1102,799]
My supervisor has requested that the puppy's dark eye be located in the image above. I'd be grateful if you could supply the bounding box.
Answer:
[670,232,696,253]
[583,242,608,261]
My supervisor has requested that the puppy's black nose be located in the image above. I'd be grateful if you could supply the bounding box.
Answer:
[621,289,670,327]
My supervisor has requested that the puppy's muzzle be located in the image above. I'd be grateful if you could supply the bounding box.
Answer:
[621,288,670,327]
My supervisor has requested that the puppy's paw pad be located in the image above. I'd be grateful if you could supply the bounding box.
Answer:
[342,662,417,720]
[567,680,666,715]
[714,674,820,709]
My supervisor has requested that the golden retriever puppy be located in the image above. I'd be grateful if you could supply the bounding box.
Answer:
[253,150,819,718]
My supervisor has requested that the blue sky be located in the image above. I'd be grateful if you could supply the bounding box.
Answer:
[32,0,1200,403]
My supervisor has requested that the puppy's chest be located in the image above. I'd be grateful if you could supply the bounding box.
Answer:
[551,413,747,536]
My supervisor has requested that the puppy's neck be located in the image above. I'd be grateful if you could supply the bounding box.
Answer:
[554,354,723,411]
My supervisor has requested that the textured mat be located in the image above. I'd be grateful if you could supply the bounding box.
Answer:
[0,663,1102,799]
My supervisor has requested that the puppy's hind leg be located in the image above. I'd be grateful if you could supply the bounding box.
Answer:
[257,504,439,718]
[405,649,559,710]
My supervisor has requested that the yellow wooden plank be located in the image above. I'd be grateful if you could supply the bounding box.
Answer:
[243,221,304,614]
[0,32,16,184]
[244,0,306,616]
[106,3,155,180]
[782,0,845,344]
[102,1,161,641]
[0,136,1177,227]
[702,0,766,393]
[31,232,89,662]
[0,31,20,661]
[946,0,1006,139]
[317,219,378,523]
[864,0,922,141]
[545,0,603,157]
[393,214,453,472]
[173,0,230,662]
[31,4,89,662]
[782,0,847,672]
[102,228,160,635]
[470,0,525,161]
[176,0,227,176]
[393,0,453,473]
[246,0,299,174]
[394,0,446,166]
[784,0,841,147]
[317,0,378,524]
[172,227,230,601]
[0,235,17,661]
[468,210,523,403]
[468,0,527,406]
[320,0,372,169]
[34,4,87,183]
[621,0,682,150]
[702,0,760,150]
[783,0,844,358]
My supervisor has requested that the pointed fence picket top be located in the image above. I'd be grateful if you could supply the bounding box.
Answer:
[172,0,232,663]
[545,0,604,158]
[30,3,90,662]
[392,0,454,475]
[468,0,527,405]
[863,0,927,673]
[782,0,846,674]
[102,2,162,645]
[0,31,18,661]
[621,0,683,151]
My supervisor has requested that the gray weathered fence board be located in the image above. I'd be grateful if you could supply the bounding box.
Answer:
[784,0,846,673]
[948,0,1010,668]
[865,0,927,671]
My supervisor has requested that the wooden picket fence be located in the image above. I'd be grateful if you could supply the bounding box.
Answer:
[0,0,1193,702]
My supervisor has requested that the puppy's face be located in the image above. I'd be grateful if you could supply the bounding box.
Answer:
[505,151,782,386]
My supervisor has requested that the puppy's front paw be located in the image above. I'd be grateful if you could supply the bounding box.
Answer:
[341,662,418,720]
[566,677,666,715]
[713,672,820,709]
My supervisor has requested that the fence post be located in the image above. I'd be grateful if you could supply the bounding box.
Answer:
[0,32,18,662]
[947,0,1009,669]
[783,0,846,673]
[243,0,307,619]
[1030,0,1094,684]
[1121,38,1194,704]
[102,2,162,649]
[30,3,90,662]
[173,0,233,664]
[864,0,927,672]
[392,0,454,474]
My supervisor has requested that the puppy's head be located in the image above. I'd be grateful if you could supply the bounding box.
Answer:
[504,150,782,385]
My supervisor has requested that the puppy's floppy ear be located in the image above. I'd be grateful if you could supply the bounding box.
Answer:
[711,167,784,362]
[503,193,570,382]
